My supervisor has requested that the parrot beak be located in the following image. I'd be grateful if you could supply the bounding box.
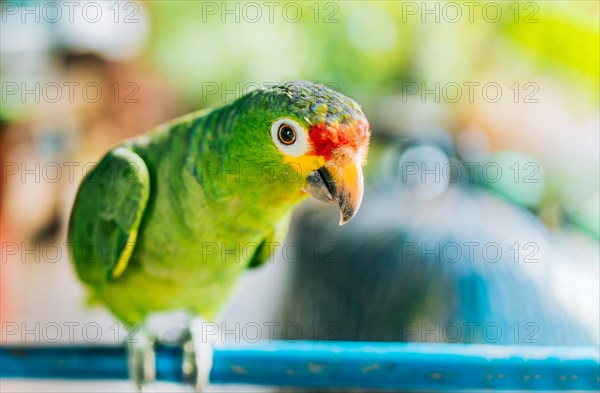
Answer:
[304,149,364,225]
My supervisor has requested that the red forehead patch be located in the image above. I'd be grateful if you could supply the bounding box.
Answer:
[308,118,370,160]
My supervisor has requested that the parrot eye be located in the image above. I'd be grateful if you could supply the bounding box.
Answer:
[271,118,309,157]
[278,124,296,145]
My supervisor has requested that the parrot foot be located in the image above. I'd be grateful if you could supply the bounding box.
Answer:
[127,311,189,391]
[127,329,156,392]
[184,317,217,392]
[125,313,216,392]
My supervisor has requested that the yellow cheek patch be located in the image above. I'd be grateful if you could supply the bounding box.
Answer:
[282,154,325,179]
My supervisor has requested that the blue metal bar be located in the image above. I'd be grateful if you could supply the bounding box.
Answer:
[1,342,599,391]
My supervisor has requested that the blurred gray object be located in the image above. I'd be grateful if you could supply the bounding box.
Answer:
[272,138,597,346]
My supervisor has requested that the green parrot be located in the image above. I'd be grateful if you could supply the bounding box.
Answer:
[68,81,370,387]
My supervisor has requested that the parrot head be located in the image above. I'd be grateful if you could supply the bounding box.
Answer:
[223,81,370,225]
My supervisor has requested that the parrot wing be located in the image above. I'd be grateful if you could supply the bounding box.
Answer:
[247,212,292,268]
[69,146,150,285]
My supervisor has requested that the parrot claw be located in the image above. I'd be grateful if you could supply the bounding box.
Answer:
[187,317,217,392]
[127,330,156,391]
